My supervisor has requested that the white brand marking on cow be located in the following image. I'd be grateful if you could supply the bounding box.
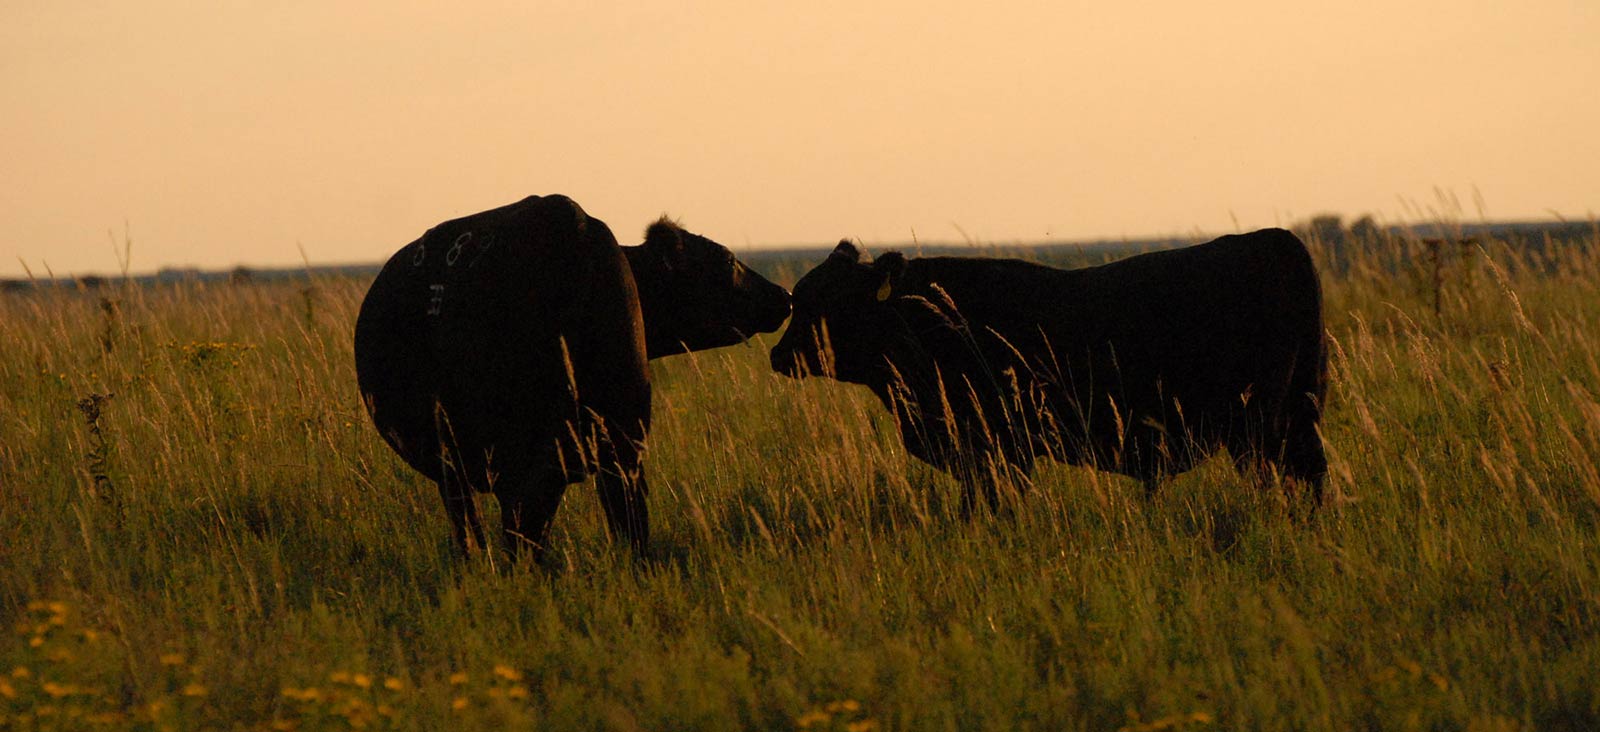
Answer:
[469,233,494,268]
[411,242,427,266]
[426,284,445,315]
[446,232,471,266]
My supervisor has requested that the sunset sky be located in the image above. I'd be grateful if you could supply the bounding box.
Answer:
[3,1,1595,277]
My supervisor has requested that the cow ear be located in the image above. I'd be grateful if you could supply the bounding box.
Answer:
[645,216,687,268]
[873,252,907,301]
[829,239,862,262]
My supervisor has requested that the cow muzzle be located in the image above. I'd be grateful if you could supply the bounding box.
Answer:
[753,283,793,334]
[769,346,802,378]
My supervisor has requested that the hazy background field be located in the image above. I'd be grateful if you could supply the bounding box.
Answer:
[3,221,1599,730]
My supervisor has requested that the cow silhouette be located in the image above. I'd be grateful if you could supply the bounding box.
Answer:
[771,229,1326,511]
[356,195,791,559]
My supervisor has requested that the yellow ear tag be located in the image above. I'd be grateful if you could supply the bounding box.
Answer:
[875,278,892,302]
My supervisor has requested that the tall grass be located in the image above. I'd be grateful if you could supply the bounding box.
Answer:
[2,225,1598,730]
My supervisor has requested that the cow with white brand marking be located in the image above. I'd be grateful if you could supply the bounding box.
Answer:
[356,195,791,559]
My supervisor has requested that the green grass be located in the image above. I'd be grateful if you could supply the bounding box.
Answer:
[2,228,1598,730]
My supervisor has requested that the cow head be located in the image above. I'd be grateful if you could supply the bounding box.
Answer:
[629,217,793,358]
[770,240,956,386]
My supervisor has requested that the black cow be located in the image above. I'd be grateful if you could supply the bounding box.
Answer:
[355,194,791,559]
[770,229,1327,511]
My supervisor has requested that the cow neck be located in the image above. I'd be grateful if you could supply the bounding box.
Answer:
[619,244,682,358]
[902,256,1072,342]
[871,321,972,411]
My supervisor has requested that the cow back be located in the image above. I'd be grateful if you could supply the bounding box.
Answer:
[900,229,1323,469]
[354,195,641,484]
[1063,229,1323,419]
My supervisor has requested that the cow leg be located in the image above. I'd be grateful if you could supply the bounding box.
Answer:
[955,454,1028,518]
[995,458,1035,509]
[595,427,650,555]
[1228,443,1275,490]
[1123,425,1183,500]
[1278,423,1328,508]
[1231,422,1325,510]
[1141,475,1162,498]
[495,469,570,563]
[437,461,486,555]
[955,473,991,520]
[598,470,649,555]
[561,239,652,556]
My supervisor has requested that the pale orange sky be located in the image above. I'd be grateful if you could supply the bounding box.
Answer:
[3,1,1596,277]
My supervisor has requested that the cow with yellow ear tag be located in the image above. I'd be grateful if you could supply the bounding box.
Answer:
[771,230,1328,516]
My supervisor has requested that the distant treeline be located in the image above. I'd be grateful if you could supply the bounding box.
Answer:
[4,219,1592,293]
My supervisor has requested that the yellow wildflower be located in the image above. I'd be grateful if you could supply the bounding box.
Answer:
[282,687,323,702]
[451,696,469,711]
[376,704,397,718]
[383,677,404,691]
[492,664,522,682]
[181,683,208,697]
[352,673,372,689]
[10,666,29,679]
[29,636,44,648]
[43,681,71,697]
[330,671,352,684]
[846,721,879,732]
[158,653,185,666]
[797,710,831,728]
[0,680,16,698]
[269,721,299,731]
[448,672,468,686]
[506,686,529,700]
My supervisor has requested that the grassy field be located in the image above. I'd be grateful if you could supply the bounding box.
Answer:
[2,226,1598,730]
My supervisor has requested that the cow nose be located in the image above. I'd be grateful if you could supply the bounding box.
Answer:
[765,298,792,333]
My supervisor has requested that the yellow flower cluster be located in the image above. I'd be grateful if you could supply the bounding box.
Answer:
[796,698,877,732]
[1117,710,1215,732]
[446,663,531,713]
[272,662,532,727]
[1372,658,1451,692]
[5,604,547,730]
[277,670,410,730]
[2,600,210,728]
[5,601,114,726]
